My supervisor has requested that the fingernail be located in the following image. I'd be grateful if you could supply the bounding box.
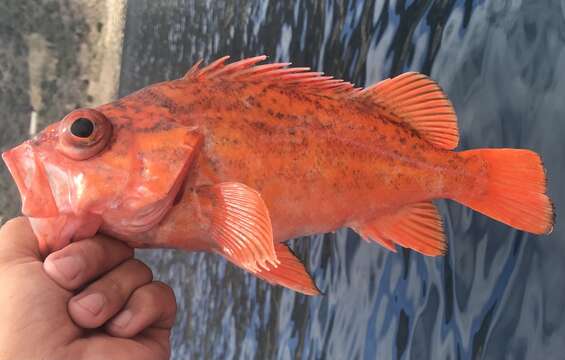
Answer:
[48,255,85,281]
[74,293,105,316]
[111,310,133,328]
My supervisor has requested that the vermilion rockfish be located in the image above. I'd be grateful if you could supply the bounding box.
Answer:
[2,56,554,295]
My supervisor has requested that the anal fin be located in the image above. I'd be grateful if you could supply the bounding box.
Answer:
[352,201,447,256]
[254,244,320,296]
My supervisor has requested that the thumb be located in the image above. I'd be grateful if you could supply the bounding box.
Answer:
[0,217,41,263]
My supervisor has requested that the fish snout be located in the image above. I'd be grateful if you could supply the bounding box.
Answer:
[2,142,59,218]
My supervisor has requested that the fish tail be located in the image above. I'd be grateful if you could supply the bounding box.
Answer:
[452,149,554,234]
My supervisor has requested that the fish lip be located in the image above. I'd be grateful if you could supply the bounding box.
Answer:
[2,143,59,218]
[2,146,28,204]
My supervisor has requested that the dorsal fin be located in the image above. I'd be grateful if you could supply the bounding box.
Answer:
[184,55,362,98]
[183,58,459,146]
[354,72,459,149]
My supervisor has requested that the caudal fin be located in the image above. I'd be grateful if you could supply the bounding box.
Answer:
[454,149,554,234]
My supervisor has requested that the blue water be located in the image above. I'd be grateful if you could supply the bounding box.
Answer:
[120,1,565,359]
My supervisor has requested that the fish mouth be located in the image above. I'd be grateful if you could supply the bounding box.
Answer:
[2,142,59,218]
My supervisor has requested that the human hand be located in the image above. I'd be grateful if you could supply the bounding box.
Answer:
[0,217,176,360]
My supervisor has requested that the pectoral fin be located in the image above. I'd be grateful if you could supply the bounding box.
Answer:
[201,182,318,294]
[207,182,279,273]
[254,244,320,296]
[352,201,447,256]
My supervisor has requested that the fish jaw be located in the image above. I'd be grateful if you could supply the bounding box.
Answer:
[3,142,105,256]
[29,215,102,257]
[2,142,59,218]
[3,123,203,254]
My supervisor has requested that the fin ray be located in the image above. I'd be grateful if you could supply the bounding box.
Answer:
[253,244,320,296]
[184,55,361,98]
[454,149,554,234]
[207,182,279,273]
[354,72,459,149]
[352,201,447,256]
[184,58,457,142]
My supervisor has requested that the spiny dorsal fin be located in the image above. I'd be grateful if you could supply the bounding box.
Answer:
[351,201,447,256]
[184,55,362,98]
[355,72,459,150]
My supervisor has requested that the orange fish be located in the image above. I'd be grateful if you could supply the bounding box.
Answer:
[2,55,554,295]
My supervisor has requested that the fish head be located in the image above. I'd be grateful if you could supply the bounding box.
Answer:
[3,103,201,256]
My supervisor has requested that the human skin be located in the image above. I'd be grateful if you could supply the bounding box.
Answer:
[0,218,176,360]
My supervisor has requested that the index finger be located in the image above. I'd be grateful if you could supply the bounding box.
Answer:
[44,235,133,290]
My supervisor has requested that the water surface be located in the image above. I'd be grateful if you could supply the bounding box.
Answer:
[121,1,565,358]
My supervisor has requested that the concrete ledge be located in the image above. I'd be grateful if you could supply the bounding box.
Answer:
[0,0,127,223]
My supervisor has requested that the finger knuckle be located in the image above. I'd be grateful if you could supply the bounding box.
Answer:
[104,275,124,296]
[70,241,90,262]
[152,281,177,309]
[129,259,153,281]
[153,280,173,294]
[70,239,104,272]
[100,237,134,258]
[76,238,133,274]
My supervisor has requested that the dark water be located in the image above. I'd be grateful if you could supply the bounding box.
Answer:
[121,1,565,359]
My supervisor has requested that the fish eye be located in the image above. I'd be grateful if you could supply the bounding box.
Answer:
[70,118,95,138]
[57,108,113,160]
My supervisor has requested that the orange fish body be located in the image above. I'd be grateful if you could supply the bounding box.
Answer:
[2,56,554,295]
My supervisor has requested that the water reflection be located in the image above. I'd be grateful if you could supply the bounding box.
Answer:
[121,1,565,359]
